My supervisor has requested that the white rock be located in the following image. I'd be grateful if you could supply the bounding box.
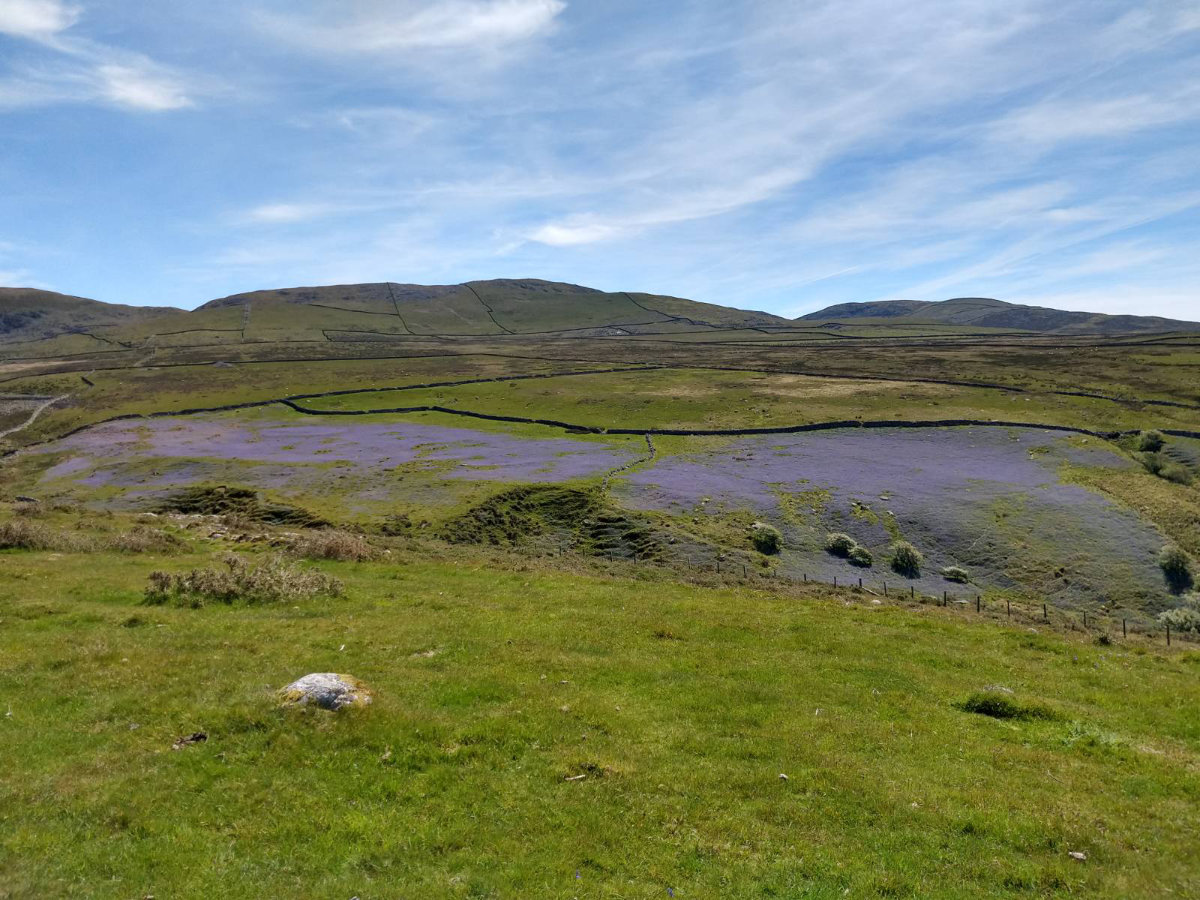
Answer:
[1068,851,1087,861]
[279,673,372,711]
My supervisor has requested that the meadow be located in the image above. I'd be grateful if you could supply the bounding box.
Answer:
[2,517,1198,899]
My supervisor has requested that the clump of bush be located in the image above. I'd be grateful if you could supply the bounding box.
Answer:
[957,690,1058,721]
[824,532,856,557]
[848,545,873,567]
[889,540,923,577]
[1136,430,1165,452]
[289,529,379,562]
[145,554,344,607]
[0,519,85,552]
[941,565,970,583]
[107,525,184,554]
[1158,596,1200,633]
[750,523,782,555]
[1159,545,1194,593]
[1141,452,1193,485]
[824,532,874,567]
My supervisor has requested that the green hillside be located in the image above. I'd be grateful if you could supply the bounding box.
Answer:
[800,297,1199,334]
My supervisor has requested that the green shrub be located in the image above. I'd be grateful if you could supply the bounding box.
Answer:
[824,532,856,557]
[958,691,1057,721]
[941,565,969,583]
[1159,596,1200,633]
[1141,452,1165,476]
[1137,430,1165,452]
[0,520,86,552]
[1160,463,1193,486]
[848,545,873,567]
[145,554,344,607]
[1159,545,1194,593]
[889,541,923,577]
[750,523,782,555]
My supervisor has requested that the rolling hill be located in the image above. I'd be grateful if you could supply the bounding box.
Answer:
[798,296,1199,334]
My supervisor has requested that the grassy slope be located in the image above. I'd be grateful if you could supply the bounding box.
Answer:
[1,534,1198,899]
[298,367,1200,434]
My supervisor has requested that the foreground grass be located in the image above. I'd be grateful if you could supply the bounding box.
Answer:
[2,545,1199,898]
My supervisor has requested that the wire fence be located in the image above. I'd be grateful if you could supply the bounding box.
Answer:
[556,544,1191,648]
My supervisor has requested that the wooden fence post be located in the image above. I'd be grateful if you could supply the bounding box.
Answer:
[976,595,981,613]
[1006,598,1011,618]
[1167,624,1171,647]
[1122,618,1127,638]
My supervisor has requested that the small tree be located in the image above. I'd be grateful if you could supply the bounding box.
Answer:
[890,541,923,577]
[1160,545,1194,594]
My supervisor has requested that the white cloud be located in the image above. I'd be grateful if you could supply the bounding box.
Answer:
[0,1,199,112]
[0,0,79,40]
[263,0,565,53]
[990,90,1200,147]
[96,62,191,111]
[244,202,338,225]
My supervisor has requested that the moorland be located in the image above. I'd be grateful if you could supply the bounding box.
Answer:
[2,279,1199,898]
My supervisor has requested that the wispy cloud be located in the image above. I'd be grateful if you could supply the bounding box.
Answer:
[0,0,197,111]
[260,0,565,53]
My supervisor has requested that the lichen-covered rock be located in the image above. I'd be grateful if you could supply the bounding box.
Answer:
[279,673,372,711]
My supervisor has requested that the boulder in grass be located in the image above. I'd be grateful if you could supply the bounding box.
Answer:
[279,673,373,711]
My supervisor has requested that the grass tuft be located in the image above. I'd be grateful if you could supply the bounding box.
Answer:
[144,553,343,607]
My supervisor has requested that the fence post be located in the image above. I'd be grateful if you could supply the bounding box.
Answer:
[1043,603,1047,621]
[883,582,888,597]
[803,573,807,583]
[1167,624,1171,647]
[1006,598,1011,618]
[910,586,914,599]
[1083,612,1087,628]
[858,577,862,589]
[976,595,981,613]
[743,564,747,578]
[834,576,838,588]
[943,590,947,604]
[1122,618,1127,638]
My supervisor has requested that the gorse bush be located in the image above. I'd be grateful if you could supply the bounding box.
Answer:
[889,541,923,577]
[290,529,379,562]
[848,545,873,567]
[824,533,856,557]
[941,565,969,583]
[145,554,344,607]
[750,523,782,555]
[1159,545,1194,593]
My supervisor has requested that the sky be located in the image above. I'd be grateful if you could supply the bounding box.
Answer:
[1,0,1198,318]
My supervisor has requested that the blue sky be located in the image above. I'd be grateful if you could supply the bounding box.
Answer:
[1,0,1198,317]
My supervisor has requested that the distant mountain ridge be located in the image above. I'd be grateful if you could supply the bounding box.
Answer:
[1,281,1196,345]
[799,296,1198,334]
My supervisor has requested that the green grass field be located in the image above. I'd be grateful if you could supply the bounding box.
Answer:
[2,524,1198,899]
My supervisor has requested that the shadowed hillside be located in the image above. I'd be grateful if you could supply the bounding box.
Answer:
[0,288,177,342]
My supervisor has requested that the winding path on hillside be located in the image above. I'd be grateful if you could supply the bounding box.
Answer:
[0,394,69,441]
